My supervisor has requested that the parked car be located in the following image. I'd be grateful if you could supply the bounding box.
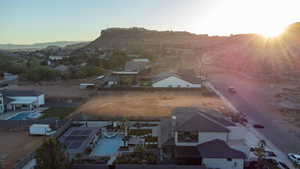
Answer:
[278,161,290,169]
[228,87,236,93]
[253,124,265,129]
[266,151,277,157]
[288,153,300,165]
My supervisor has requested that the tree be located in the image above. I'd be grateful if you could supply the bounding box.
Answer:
[35,138,70,169]
[253,140,267,168]
[25,66,61,81]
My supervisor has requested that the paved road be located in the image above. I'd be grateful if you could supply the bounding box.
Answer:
[208,74,300,155]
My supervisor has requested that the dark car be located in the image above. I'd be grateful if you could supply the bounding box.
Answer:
[266,151,277,157]
[228,87,236,93]
[253,124,265,129]
[279,162,290,169]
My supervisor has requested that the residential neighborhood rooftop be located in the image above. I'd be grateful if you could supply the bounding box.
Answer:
[197,139,246,159]
[172,107,230,132]
[0,90,43,97]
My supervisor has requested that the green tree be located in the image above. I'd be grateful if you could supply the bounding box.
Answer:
[35,138,70,169]
[254,140,267,168]
[25,66,61,81]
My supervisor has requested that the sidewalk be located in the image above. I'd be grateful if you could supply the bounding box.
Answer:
[244,123,296,169]
[0,111,18,120]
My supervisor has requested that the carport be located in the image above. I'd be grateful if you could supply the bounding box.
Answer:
[9,98,37,111]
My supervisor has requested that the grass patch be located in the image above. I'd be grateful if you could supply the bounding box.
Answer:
[145,136,158,142]
[40,107,77,120]
[129,129,152,136]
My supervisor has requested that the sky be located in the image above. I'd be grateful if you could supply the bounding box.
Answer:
[1,0,300,44]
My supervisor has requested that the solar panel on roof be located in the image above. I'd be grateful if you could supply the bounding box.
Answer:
[65,136,87,141]
[70,130,81,135]
[80,130,92,135]
[68,142,82,149]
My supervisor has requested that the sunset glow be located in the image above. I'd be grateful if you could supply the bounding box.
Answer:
[0,0,300,43]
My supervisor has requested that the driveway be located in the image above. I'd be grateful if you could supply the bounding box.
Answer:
[208,73,300,155]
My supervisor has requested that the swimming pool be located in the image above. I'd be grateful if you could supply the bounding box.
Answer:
[91,134,123,156]
[8,112,42,120]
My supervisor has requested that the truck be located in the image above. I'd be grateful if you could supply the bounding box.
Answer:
[29,124,56,136]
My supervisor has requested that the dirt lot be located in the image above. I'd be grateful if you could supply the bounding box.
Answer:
[79,90,231,119]
[0,131,44,169]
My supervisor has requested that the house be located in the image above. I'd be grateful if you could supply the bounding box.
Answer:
[0,90,45,113]
[54,65,69,72]
[125,58,151,72]
[94,75,120,88]
[79,83,96,89]
[152,72,201,88]
[58,127,100,159]
[49,55,64,61]
[160,107,246,169]
[172,107,230,146]
[196,139,246,169]
[0,72,18,88]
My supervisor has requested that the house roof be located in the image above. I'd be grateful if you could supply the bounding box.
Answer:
[3,96,14,104]
[175,146,201,158]
[172,107,229,132]
[198,108,235,127]
[0,90,43,97]
[197,139,246,159]
[152,71,201,84]
[152,72,180,83]
[125,61,147,72]
[132,58,150,62]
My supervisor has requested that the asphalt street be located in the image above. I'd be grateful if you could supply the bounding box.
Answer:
[209,74,300,155]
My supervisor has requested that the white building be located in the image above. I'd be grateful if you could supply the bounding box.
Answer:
[198,139,246,169]
[0,90,45,113]
[161,107,246,169]
[173,108,230,146]
[49,55,64,61]
[152,72,201,88]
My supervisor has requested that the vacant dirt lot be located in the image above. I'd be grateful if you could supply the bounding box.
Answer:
[79,90,231,119]
[0,131,44,169]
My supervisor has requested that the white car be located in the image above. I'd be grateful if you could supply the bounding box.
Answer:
[288,153,300,165]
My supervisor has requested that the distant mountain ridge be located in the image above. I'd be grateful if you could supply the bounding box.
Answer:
[0,41,89,50]
[79,23,300,81]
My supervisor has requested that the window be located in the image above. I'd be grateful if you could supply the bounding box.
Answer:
[177,131,199,143]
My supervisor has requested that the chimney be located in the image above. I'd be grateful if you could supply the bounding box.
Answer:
[171,115,176,137]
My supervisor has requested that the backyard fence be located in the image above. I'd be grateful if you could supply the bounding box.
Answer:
[97,87,216,96]
[12,119,72,169]
[0,119,66,131]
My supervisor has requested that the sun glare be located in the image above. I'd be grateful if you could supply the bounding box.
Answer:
[258,26,287,38]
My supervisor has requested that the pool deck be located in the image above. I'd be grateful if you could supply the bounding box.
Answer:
[0,107,48,120]
[0,112,18,120]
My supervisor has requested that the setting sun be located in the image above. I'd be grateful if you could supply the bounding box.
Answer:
[258,24,287,38]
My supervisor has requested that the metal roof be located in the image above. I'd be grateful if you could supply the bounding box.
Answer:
[0,90,43,97]
[152,72,201,84]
